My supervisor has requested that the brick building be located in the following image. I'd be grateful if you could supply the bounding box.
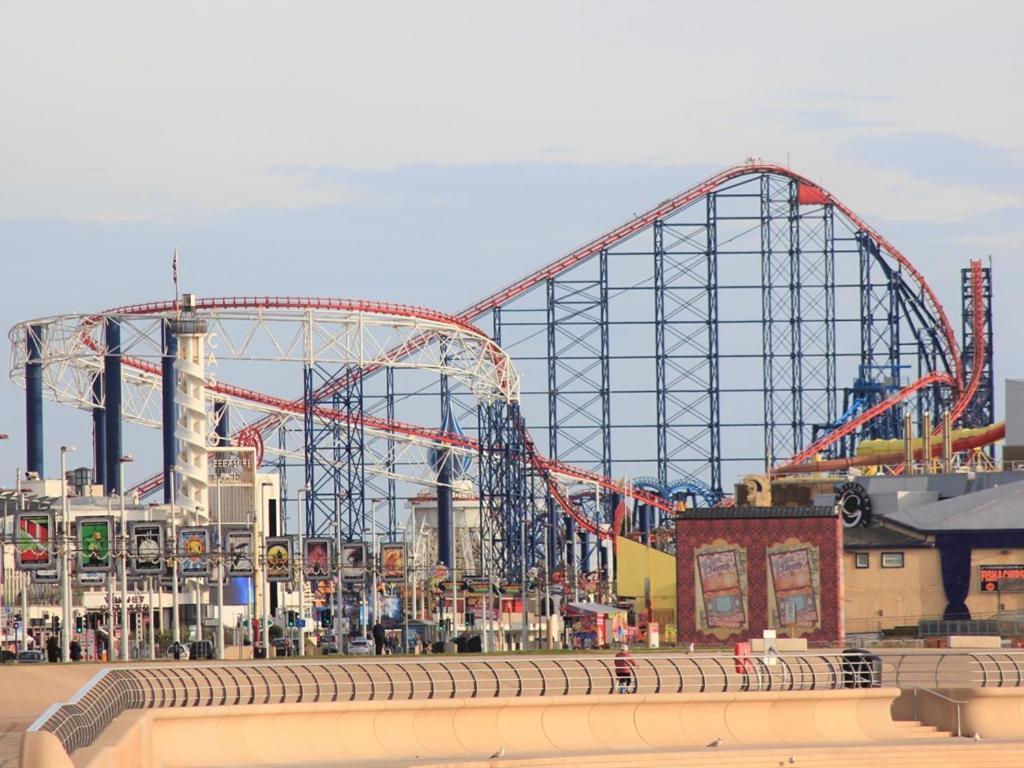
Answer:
[675,506,844,646]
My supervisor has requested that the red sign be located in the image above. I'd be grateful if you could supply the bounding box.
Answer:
[980,565,1024,592]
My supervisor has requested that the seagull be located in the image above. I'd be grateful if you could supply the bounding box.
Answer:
[789,757,796,764]
[973,733,982,741]
[489,745,506,759]
[706,738,722,747]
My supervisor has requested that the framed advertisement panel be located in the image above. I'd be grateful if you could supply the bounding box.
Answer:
[14,510,55,571]
[303,538,332,581]
[380,543,406,583]
[179,527,212,578]
[340,541,367,582]
[128,520,165,575]
[266,537,293,582]
[77,516,115,573]
[223,527,255,576]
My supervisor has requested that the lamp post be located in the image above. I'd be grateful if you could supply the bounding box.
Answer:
[169,466,180,645]
[59,445,75,663]
[259,481,273,659]
[145,503,156,660]
[106,493,116,660]
[214,473,224,660]
[118,454,133,660]
[296,487,309,658]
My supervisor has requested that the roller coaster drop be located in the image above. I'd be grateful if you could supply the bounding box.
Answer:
[9,162,995,583]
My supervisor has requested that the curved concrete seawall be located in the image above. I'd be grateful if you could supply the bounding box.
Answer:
[53,689,908,768]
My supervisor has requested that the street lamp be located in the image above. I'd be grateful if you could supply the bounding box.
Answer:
[259,480,273,659]
[118,454,134,661]
[168,465,181,645]
[295,486,310,657]
[59,445,76,663]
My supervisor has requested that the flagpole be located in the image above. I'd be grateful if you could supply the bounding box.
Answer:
[172,248,180,315]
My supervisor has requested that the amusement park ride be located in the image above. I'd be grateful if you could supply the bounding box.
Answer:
[8,162,999,585]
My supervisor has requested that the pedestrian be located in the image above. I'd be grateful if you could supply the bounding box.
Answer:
[614,643,638,694]
[70,641,82,662]
[172,643,181,661]
[372,621,386,656]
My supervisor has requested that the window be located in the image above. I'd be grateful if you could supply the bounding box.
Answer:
[855,552,869,569]
[881,552,905,569]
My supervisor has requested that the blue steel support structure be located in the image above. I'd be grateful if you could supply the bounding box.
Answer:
[25,324,44,478]
[961,264,994,430]
[103,318,122,494]
[161,322,177,503]
[303,363,366,540]
[92,373,106,490]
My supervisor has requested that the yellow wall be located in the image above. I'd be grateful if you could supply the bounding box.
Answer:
[616,538,677,627]
[843,549,945,633]
[966,548,1024,619]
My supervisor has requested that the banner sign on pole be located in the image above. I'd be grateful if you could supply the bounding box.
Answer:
[14,511,55,571]
[128,520,165,575]
[266,537,293,582]
[303,538,332,581]
[340,542,367,582]
[380,543,406,583]
[77,516,115,573]
[179,527,212,577]
[223,527,255,576]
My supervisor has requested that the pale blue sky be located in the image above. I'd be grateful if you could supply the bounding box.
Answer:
[1,1,1021,485]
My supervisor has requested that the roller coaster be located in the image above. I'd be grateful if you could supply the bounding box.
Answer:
[8,161,997,582]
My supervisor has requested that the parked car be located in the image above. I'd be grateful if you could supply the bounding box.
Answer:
[271,637,294,657]
[319,637,339,655]
[188,641,215,660]
[165,642,191,660]
[346,637,372,656]
[16,649,46,664]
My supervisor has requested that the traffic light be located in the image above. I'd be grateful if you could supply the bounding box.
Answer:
[321,609,332,628]
[75,615,84,634]
[51,616,59,632]
[287,610,296,628]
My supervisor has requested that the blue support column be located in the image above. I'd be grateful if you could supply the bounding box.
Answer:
[563,515,576,571]
[25,324,44,477]
[161,322,177,503]
[437,450,453,569]
[104,318,122,494]
[581,530,596,573]
[546,497,558,568]
[92,374,106,490]
[638,503,651,547]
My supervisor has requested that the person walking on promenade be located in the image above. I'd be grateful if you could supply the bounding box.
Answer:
[615,643,638,693]
[372,621,386,656]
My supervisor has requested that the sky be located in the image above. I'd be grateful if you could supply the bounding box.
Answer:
[1,0,1022,490]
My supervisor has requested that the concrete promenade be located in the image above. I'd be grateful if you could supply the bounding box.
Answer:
[12,650,1024,767]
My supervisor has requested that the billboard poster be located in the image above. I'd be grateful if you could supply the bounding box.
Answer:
[980,564,1024,592]
[128,520,165,575]
[179,527,212,577]
[340,542,367,582]
[77,516,115,573]
[303,538,332,581]
[380,594,403,627]
[695,544,748,635]
[266,537,293,582]
[380,543,406,582]
[767,544,820,630]
[14,511,55,570]
[223,527,254,576]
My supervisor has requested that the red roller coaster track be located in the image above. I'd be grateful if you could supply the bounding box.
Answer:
[100,164,969,526]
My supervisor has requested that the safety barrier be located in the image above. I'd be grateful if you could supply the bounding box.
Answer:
[25,650,1024,758]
